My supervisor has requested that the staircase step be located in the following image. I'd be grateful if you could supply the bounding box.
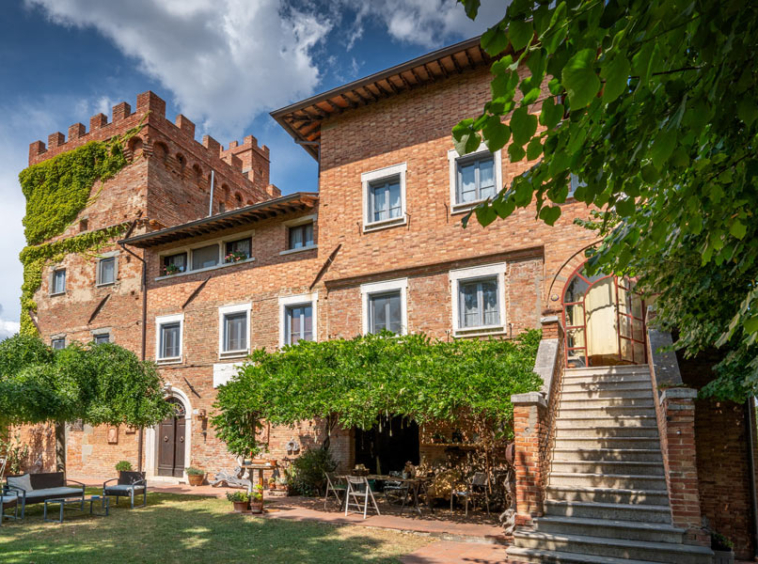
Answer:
[546,485,669,506]
[564,365,650,377]
[506,546,682,564]
[545,499,671,523]
[561,378,653,396]
[560,396,655,408]
[555,415,658,429]
[534,516,684,543]
[553,448,663,463]
[512,531,712,564]
[562,372,651,384]
[558,405,656,418]
[551,460,664,476]
[554,436,660,449]
[549,472,668,490]
[555,425,660,440]
[561,388,654,400]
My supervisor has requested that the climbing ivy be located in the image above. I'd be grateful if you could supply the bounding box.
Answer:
[19,224,130,336]
[17,124,142,336]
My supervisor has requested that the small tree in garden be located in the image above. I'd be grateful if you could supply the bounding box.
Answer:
[212,330,541,470]
[0,334,171,471]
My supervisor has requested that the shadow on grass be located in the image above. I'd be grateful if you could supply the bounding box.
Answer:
[0,492,427,564]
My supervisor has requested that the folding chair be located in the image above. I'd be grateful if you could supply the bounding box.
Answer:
[323,472,347,510]
[344,475,380,519]
[383,471,408,505]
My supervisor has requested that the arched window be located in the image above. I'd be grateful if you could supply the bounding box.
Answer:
[152,142,168,163]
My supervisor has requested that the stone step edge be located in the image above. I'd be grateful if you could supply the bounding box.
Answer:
[552,460,664,467]
[513,531,713,556]
[553,448,662,454]
[544,499,671,513]
[506,546,691,564]
[546,485,669,497]
[554,436,661,441]
[534,516,685,535]
[548,472,667,483]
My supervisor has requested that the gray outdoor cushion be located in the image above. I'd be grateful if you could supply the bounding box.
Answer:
[0,491,18,500]
[7,475,32,493]
[104,484,145,493]
[24,487,83,499]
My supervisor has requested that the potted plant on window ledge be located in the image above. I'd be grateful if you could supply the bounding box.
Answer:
[163,264,181,276]
[186,467,205,486]
[226,490,250,513]
[225,250,247,263]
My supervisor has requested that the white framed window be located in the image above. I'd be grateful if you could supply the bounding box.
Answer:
[362,163,407,232]
[51,337,66,350]
[50,268,66,296]
[279,293,317,347]
[218,303,251,358]
[448,144,502,214]
[156,313,184,363]
[281,214,317,255]
[92,330,111,345]
[449,263,506,336]
[360,279,408,335]
[157,230,255,280]
[96,253,118,286]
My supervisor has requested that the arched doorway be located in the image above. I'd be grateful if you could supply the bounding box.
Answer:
[157,398,187,477]
[562,264,646,368]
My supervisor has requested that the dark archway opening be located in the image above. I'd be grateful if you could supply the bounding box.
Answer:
[354,416,419,474]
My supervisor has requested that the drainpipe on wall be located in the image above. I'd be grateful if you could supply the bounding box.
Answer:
[119,232,148,473]
[746,397,758,558]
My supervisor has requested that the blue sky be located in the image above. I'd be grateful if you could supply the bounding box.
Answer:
[0,0,503,338]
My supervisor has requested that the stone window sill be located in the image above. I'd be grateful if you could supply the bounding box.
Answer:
[280,245,317,256]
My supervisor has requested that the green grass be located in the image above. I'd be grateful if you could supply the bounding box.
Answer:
[0,490,430,563]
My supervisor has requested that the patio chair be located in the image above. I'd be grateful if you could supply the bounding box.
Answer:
[450,472,490,516]
[103,471,147,509]
[344,475,380,519]
[0,485,20,527]
[323,472,347,510]
[382,471,409,505]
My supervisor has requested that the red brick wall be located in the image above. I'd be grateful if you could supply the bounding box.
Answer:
[680,351,758,559]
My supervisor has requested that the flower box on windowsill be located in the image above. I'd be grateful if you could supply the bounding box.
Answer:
[225,251,249,264]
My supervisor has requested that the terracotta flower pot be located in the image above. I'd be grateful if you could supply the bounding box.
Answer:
[232,501,249,513]
[250,499,264,514]
[188,473,204,486]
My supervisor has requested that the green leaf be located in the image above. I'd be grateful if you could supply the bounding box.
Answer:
[508,19,533,51]
[561,49,600,108]
[508,143,526,162]
[730,220,747,240]
[615,198,635,217]
[452,119,481,156]
[738,99,758,126]
[510,106,538,146]
[475,203,498,226]
[539,205,562,225]
[539,97,564,129]
[745,317,758,334]
[490,69,519,100]
[481,25,509,56]
[600,54,630,104]
[461,0,480,20]
[483,117,511,152]
[526,138,543,160]
[513,177,533,206]
[650,129,677,170]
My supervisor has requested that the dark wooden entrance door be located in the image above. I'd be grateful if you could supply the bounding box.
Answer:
[158,398,186,477]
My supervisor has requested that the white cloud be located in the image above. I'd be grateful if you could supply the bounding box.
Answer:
[339,0,506,49]
[25,0,333,137]
[0,320,20,341]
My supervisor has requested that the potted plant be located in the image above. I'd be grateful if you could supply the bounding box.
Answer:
[225,250,248,263]
[711,532,734,564]
[186,467,205,486]
[163,264,181,276]
[268,476,277,491]
[226,490,250,513]
[115,460,133,477]
[250,484,264,514]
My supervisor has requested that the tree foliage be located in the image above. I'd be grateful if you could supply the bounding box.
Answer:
[456,0,758,400]
[212,331,541,457]
[0,335,171,427]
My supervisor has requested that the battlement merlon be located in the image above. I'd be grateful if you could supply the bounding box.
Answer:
[27,92,270,188]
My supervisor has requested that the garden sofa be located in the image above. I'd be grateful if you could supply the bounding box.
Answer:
[4,472,85,519]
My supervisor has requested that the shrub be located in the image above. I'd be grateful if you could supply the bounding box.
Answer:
[226,491,250,503]
[252,483,264,502]
[185,467,204,476]
[711,532,734,551]
[115,460,132,472]
[287,448,337,497]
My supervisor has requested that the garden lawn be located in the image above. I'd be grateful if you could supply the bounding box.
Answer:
[0,490,431,563]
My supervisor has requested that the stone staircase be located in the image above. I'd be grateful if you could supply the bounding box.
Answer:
[507,365,712,564]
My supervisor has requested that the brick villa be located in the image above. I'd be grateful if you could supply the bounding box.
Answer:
[17,37,758,562]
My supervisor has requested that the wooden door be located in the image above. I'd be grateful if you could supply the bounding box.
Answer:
[158,399,186,477]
